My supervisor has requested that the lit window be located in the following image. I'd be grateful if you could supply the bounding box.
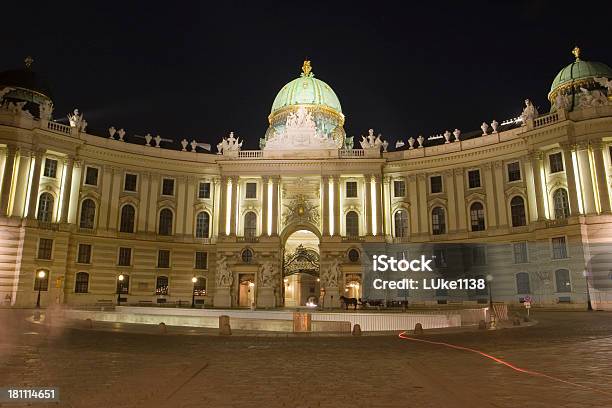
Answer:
[194,277,206,295]
[156,276,169,295]
[553,189,570,219]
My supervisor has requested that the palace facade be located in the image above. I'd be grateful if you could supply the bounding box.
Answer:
[1,50,612,310]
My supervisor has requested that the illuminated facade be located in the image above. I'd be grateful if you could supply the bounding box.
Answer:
[1,50,612,310]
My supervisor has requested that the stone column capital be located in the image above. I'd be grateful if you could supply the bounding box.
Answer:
[590,140,604,151]
[528,150,543,161]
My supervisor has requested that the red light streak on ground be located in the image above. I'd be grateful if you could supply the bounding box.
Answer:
[398,331,612,398]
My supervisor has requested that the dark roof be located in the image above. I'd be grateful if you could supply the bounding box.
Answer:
[0,67,53,98]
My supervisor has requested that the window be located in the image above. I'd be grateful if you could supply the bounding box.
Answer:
[244,211,257,238]
[393,180,406,197]
[116,275,130,294]
[553,188,570,219]
[513,242,528,264]
[245,182,257,199]
[77,244,92,264]
[79,199,96,229]
[157,250,170,268]
[34,271,49,291]
[124,173,138,192]
[158,208,173,235]
[431,207,446,235]
[84,166,99,186]
[430,176,442,193]
[516,272,531,294]
[433,248,447,267]
[37,193,54,222]
[241,248,253,263]
[162,178,174,196]
[198,182,211,199]
[345,181,358,198]
[551,236,568,259]
[470,202,486,231]
[194,277,206,295]
[472,246,487,266]
[507,162,521,182]
[156,276,169,295]
[510,196,526,227]
[43,158,57,178]
[468,170,481,189]
[394,210,409,237]
[118,247,132,266]
[195,251,208,269]
[347,249,360,262]
[75,272,89,293]
[555,269,571,292]
[37,238,53,260]
[346,211,359,236]
[119,204,135,233]
[549,152,564,173]
[195,212,210,238]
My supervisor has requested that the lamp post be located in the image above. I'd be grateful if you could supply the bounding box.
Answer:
[35,270,46,308]
[117,274,124,306]
[191,276,197,308]
[486,274,495,327]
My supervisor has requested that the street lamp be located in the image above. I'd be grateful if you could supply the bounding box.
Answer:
[191,276,198,308]
[117,274,124,306]
[35,270,46,308]
[486,274,495,327]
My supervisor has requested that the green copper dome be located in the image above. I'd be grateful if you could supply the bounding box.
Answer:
[270,61,342,115]
[549,47,612,100]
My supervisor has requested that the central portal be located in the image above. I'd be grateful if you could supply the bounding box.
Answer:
[283,229,320,307]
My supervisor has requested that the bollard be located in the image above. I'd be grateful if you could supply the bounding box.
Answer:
[219,315,232,335]
[352,324,362,336]
[158,322,167,333]
[413,322,423,335]
[478,320,487,330]
[84,318,93,329]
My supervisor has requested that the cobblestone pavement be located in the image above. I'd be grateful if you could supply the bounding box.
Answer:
[1,310,611,408]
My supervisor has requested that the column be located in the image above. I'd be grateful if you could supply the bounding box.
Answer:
[175,176,187,235]
[98,165,113,228]
[270,176,280,236]
[529,151,546,220]
[332,176,340,236]
[262,176,269,236]
[374,175,383,236]
[417,174,428,234]
[184,176,196,236]
[483,163,498,228]
[107,167,122,230]
[12,149,33,217]
[26,149,43,219]
[454,169,467,231]
[364,175,372,235]
[561,145,580,215]
[493,161,508,227]
[444,170,457,232]
[591,141,611,213]
[321,176,329,236]
[67,160,82,224]
[147,173,160,233]
[576,143,596,214]
[408,175,419,235]
[212,177,221,238]
[382,177,392,237]
[137,172,150,231]
[229,176,238,236]
[59,156,74,223]
[217,176,228,236]
[0,146,17,216]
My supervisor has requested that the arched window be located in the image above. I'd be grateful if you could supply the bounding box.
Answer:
[470,202,486,231]
[75,272,89,293]
[195,212,210,238]
[510,196,526,227]
[119,204,135,233]
[553,188,570,219]
[156,276,169,295]
[431,207,446,235]
[158,208,173,236]
[394,210,409,238]
[516,272,531,294]
[346,211,359,237]
[244,211,257,238]
[79,199,96,229]
[555,269,571,293]
[37,193,54,222]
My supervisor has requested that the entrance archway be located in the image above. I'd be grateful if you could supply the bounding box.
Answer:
[282,229,320,307]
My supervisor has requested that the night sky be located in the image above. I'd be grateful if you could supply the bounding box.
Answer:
[1,1,611,150]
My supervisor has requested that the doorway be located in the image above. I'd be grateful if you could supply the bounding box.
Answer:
[283,229,320,307]
[238,273,255,307]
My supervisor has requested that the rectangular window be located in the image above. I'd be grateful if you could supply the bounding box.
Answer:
[124,173,138,192]
[346,181,358,198]
[513,242,528,264]
[84,166,99,186]
[393,180,406,197]
[156,276,169,295]
[195,251,208,269]
[551,236,568,259]
[472,246,487,266]
[507,162,521,182]
[77,243,92,264]
[430,176,442,193]
[162,178,175,196]
[245,182,257,199]
[468,170,481,189]
[37,238,53,260]
[549,152,564,173]
[43,158,57,178]
[157,250,170,268]
[118,247,132,266]
[198,182,211,199]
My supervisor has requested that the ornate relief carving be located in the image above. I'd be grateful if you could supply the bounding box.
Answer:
[283,195,320,226]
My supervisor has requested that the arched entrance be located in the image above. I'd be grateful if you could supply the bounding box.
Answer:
[282,229,320,307]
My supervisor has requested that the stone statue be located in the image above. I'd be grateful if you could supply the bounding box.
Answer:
[416,135,424,148]
[578,87,608,108]
[321,258,340,288]
[181,139,188,151]
[217,132,242,154]
[594,77,612,95]
[443,130,451,144]
[520,99,539,124]
[408,136,415,149]
[554,93,570,111]
[259,261,278,288]
[360,129,385,150]
[154,135,162,147]
[453,129,461,142]
[39,99,53,120]
[216,255,233,287]
[0,87,14,102]
[108,126,117,139]
[117,128,125,141]
[144,133,153,146]
[481,122,489,135]
[491,120,499,133]
[68,109,81,127]
[395,140,405,148]
[259,138,266,150]
[190,140,197,152]
[382,140,389,152]
[344,136,354,150]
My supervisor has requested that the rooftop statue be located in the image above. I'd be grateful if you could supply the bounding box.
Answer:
[67,109,87,132]
[520,99,539,124]
[577,87,608,108]
[554,92,570,111]
[360,129,384,149]
[217,131,242,154]
[594,77,612,96]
